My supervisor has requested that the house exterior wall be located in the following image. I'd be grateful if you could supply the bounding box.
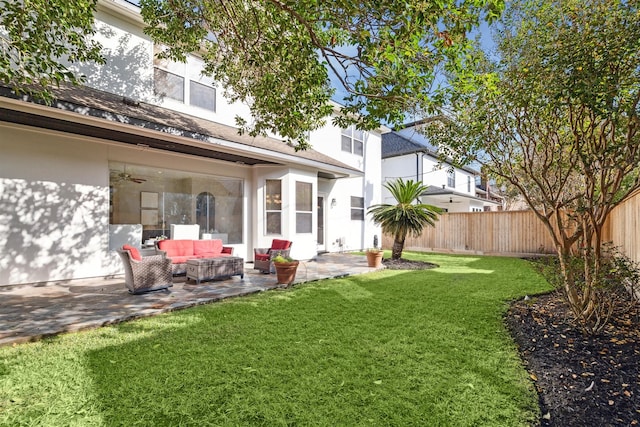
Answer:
[310,116,383,251]
[0,123,112,285]
[76,3,252,128]
[77,5,154,102]
[381,153,479,213]
[0,0,383,285]
[0,122,256,285]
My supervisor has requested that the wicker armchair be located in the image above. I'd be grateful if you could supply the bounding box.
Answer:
[254,239,293,273]
[117,246,173,294]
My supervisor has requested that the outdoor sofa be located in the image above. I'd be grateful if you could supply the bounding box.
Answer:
[156,239,234,275]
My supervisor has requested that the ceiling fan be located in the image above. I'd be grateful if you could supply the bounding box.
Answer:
[110,169,147,184]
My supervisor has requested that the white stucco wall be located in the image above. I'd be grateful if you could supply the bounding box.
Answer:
[77,6,155,102]
[0,124,112,284]
[382,153,478,213]
[309,118,383,251]
[0,0,385,285]
[77,2,253,128]
[0,122,254,285]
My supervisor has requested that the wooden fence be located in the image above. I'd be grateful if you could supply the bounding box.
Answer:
[603,190,640,264]
[382,210,557,257]
[382,191,640,262]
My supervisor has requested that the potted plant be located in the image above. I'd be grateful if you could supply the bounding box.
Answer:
[366,248,384,268]
[272,254,299,285]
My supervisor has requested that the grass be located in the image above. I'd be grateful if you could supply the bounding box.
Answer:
[0,252,552,426]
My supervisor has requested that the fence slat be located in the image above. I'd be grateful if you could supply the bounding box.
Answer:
[382,193,640,263]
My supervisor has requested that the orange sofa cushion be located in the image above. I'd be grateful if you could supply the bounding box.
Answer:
[122,244,141,261]
[157,239,194,257]
[193,239,223,255]
[168,255,192,265]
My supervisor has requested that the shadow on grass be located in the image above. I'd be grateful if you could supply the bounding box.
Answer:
[81,256,551,425]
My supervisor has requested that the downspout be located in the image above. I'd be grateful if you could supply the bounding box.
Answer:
[415,151,423,204]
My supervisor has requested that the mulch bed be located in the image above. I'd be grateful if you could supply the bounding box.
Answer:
[385,257,640,426]
[382,258,438,270]
[506,291,640,426]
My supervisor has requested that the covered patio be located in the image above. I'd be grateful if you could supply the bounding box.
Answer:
[0,253,379,347]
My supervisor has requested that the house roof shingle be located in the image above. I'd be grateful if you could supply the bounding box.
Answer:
[381,131,438,158]
[0,84,361,177]
[381,130,479,176]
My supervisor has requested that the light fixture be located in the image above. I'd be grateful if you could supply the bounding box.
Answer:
[331,198,337,207]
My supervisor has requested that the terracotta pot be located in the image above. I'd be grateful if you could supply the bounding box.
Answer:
[274,261,299,285]
[366,250,384,268]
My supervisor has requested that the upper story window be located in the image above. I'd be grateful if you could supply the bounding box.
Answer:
[153,45,216,112]
[467,176,471,192]
[447,170,455,188]
[351,196,364,220]
[341,126,364,156]
[189,81,216,111]
[154,68,184,102]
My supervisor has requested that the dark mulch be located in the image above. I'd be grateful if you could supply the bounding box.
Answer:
[506,291,640,426]
[385,257,640,426]
[382,257,438,270]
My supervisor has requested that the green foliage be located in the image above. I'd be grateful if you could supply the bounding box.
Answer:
[368,178,442,259]
[272,254,295,263]
[531,245,640,333]
[0,0,105,102]
[428,0,640,333]
[0,253,551,426]
[139,0,504,148]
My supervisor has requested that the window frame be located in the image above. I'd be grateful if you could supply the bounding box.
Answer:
[153,67,185,102]
[295,181,313,234]
[265,179,282,235]
[350,196,365,221]
[341,126,364,156]
[447,170,456,188]
[153,45,216,111]
[189,80,216,112]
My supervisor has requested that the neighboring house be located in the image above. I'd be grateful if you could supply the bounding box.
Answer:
[475,178,507,212]
[381,121,502,212]
[0,0,384,286]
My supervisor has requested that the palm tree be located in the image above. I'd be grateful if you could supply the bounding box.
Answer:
[368,178,442,259]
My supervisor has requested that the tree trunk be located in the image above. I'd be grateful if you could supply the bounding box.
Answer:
[392,233,405,259]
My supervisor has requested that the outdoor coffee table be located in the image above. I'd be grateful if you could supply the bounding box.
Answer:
[186,256,244,284]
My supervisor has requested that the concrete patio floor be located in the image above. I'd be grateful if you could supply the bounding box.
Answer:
[0,253,380,347]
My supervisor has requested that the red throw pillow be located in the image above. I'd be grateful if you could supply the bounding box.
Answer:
[122,244,142,261]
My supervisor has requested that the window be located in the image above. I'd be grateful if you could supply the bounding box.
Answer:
[154,68,184,102]
[351,196,364,221]
[153,45,216,110]
[447,170,455,188]
[196,192,215,232]
[265,179,282,234]
[341,126,364,156]
[190,80,216,111]
[467,176,471,192]
[296,181,313,233]
[109,162,244,244]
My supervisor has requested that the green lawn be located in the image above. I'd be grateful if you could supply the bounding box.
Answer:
[0,253,552,426]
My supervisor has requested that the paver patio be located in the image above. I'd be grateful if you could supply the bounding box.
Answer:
[0,253,378,347]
